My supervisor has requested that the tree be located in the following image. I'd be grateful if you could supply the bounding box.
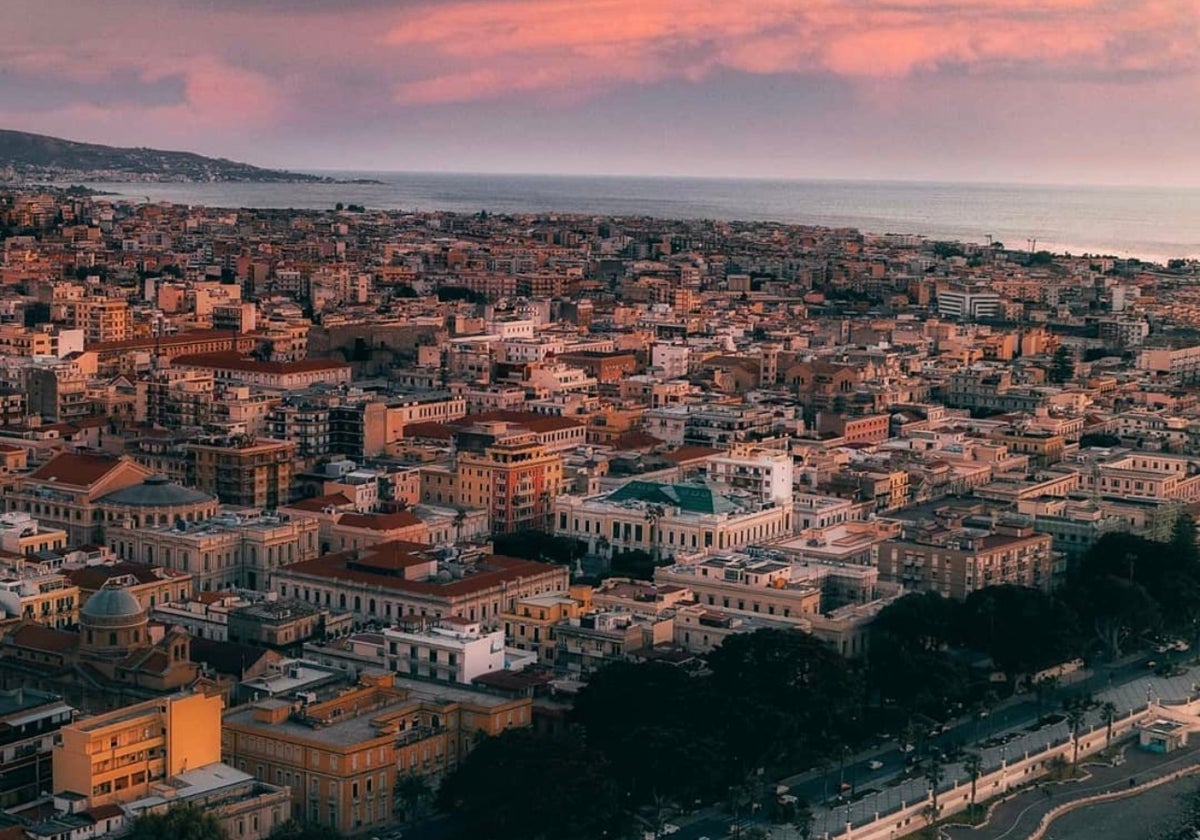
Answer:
[394,771,433,823]
[125,804,226,840]
[1102,701,1118,749]
[1065,702,1086,769]
[452,507,468,543]
[268,822,341,840]
[707,629,861,761]
[1049,345,1075,383]
[438,729,629,840]
[644,503,666,564]
[961,585,1080,680]
[926,755,945,827]
[964,752,984,814]
[572,662,726,805]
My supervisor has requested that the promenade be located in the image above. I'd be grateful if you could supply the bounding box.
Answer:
[943,741,1200,840]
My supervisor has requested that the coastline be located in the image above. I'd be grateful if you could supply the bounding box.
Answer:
[47,174,1196,266]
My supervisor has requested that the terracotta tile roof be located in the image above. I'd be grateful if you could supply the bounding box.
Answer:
[173,351,350,375]
[405,411,584,439]
[660,445,718,463]
[401,422,454,440]
[284,492,354,512]
[67,562,182,590]
[609,432,663,451]
[28,452,123,488]
[0,443,25,452]
[337,511,424,531]
[86,804,125,821]
[279,540,565,597]
[88,329,245,354]
[5,622,79,653]
[466,411,584,433]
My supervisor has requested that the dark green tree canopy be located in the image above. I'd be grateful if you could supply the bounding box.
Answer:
[125,804,226,840]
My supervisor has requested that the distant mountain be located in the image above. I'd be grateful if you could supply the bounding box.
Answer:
[0,129,328,183]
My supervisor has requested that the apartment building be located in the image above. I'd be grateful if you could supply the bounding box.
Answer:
[551,610,673,675]
[311,618,506,684]
[187,435,295,509]
[53,691,223,807]
[451,424,566,534]
[0,687,75,808]
[222,673,531,835]
[499,591,589,664]
[1138,343,1200,383]
[877,521,1054,599]
[706,443,794,505]
[0,557,79,629]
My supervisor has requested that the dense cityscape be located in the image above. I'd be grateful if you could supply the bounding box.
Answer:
[2,188,1200,840]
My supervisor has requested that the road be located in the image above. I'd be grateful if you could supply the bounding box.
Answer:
[668,654,1200,840]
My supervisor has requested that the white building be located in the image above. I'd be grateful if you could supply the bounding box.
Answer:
[937,289,1002,321]
[553,479,792,560]
[708,443,794,506]
[151,593,249,641]
[381,618,506,684]
[650,342,690,378]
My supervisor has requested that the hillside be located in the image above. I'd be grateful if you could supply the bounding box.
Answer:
[0,129,326,183]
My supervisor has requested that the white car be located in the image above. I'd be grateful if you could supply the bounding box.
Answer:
[868,760,885,770]
[661,825,680,835]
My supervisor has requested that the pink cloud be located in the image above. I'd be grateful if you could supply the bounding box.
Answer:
[384,0,1199,103]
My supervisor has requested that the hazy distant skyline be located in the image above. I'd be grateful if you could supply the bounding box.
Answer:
[4,0,1200,187]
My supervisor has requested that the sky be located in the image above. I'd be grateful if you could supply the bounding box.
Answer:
[3,0,1199,186]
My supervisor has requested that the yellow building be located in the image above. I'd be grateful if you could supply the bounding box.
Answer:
[222,672,530,835]
[500,587,590,664]
[0,558,79,629]
[53,691,223,807]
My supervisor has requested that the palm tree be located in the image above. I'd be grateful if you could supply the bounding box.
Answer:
[644,503,666,564]
[1102,701,1118,749]
[393,772,433,823]
[452,506,467,543]
[1065,704,1086,769]
[964,752,983,815]
[926,755,944,825]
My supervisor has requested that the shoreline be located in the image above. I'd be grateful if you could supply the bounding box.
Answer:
[4,177,1195,265]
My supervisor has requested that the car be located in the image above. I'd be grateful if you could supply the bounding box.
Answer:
[868,760,885,770]
[1147,660,1158,669]
[900,743,915,753]
[661,825,680,836]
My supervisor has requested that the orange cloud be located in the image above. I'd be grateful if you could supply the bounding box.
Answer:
[384,0,1199,103]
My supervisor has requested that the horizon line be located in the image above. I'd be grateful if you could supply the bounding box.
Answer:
[287,166,1200,193]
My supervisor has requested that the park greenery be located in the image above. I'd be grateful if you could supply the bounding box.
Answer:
[439,516,1200,837]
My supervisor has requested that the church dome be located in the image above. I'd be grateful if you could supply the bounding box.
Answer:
[81,585,146,624]
[98,475,214,508]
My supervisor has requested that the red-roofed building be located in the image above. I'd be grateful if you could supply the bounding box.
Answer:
[172,351,351,390]
[5,452,154,543]
[271,540,569,627]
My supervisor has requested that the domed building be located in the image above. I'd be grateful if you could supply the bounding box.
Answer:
[97,475,219,530]
[1,581,200,694]
[80,583,149,658]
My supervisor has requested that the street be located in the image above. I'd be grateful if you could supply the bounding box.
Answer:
[667,654,1200,840]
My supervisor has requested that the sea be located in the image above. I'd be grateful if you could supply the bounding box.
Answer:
[79,172,1200,264]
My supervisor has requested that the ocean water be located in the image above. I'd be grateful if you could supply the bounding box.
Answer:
[82,173,1200,263]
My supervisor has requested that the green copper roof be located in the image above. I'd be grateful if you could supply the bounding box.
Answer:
[607,479,740,515]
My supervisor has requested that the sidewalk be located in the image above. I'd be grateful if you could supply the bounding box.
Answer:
[942,741,1200,840]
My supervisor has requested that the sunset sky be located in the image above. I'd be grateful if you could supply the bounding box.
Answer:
[4,0,1199,186]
